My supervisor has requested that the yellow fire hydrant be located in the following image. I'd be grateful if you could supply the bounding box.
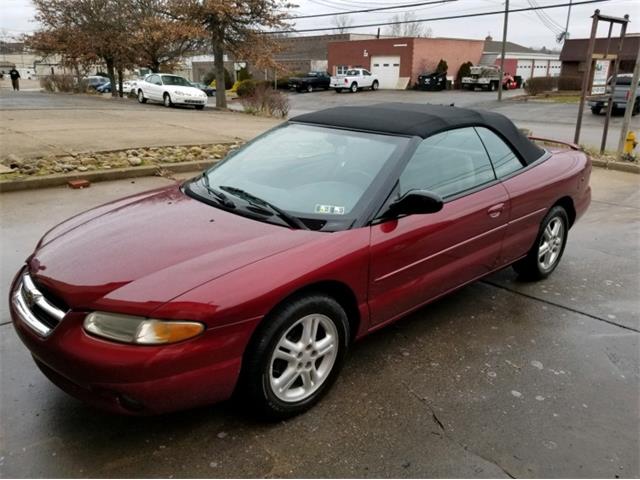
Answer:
[624,130,638,155]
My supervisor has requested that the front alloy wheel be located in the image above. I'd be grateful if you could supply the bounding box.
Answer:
[137,90,147,103]
[163,93,172,108]
[269,314,337,402]
[239,294,349,419]
[306,84,313,93]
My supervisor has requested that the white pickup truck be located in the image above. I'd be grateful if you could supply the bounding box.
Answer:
[330,68,379,93]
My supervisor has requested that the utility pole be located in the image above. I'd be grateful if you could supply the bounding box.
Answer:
[563,0,573,40]
[617,44,640,161]
[497,0,509,102]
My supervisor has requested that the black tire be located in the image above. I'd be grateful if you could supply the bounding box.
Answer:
[371,80,379,91]
[513,205,569,280]
[306,84,313,93]
[163,93,172,108]
[489,82,497,92]
[591,106,602,115]
[137,90,147,104]
[195,105,205,110]
[239,294,350,420]
[350,82,358,93]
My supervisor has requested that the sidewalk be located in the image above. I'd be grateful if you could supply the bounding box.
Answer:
[0,91,281,160]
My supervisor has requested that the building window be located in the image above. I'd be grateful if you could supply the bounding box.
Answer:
[337,65,348,75]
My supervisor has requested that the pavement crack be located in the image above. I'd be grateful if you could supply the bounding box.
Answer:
[482,280,639,333]
[402,381,517,478]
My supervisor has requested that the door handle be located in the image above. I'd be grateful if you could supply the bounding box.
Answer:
[487,203,505,218]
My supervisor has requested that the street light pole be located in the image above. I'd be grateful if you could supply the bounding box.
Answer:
[497,0,509,102]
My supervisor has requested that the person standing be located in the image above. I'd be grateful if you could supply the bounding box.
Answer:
[9,68,20,91]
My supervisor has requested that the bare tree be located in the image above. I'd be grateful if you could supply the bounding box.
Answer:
[387,12,432,38]
[170,0,294,109]
[333,14,353,34]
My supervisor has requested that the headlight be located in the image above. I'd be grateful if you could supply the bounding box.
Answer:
[84,312,204,345]
[174,90,189,96]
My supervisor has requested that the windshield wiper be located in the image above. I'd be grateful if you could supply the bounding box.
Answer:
[202,174,235,208]
[219,185,307,230]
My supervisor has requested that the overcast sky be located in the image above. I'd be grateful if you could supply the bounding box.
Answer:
[1,0,638,48]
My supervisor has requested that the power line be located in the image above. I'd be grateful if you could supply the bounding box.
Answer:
[289,0,457,20]
[273,0,612,34]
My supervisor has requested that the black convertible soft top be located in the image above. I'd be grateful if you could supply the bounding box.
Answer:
[291,103,545,165]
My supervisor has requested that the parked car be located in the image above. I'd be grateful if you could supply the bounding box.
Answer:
[589,74,640,116]
[417,71,447,91]
[190,81,216,97]
[288,71,331,93]
[10,103,591,418]
[330,68,379,93]
[96,81,112,93]
[82,75,109,91]
[137,73,207,109]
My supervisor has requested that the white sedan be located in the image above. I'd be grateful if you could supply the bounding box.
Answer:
[137,74,208,109]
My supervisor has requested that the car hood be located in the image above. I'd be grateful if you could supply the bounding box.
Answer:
[168,85,205,96]
[28,185,319,315]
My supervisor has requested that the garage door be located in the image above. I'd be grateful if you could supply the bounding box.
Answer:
[371,56,400,89]
[516,60,533,81]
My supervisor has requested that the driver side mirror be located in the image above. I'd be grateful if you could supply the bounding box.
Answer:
[387,190,443,216]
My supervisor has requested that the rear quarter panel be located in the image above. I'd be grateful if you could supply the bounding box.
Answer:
[499,148,591,265]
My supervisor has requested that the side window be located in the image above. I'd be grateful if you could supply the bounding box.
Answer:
[475,127,524,178]
[399,128,496,198]
[363,70,371,76]
[148,75,158,84]
[156,76,164,85]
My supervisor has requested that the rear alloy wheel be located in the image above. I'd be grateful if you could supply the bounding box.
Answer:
[371,80,379,91]
[239,294,349,419]
[513,206,569,280]
[350,82,358,93]
[137,90,147,103]
[306,84,313,93]
[163,93,172,108]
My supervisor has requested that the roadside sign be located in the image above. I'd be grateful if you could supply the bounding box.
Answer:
[591,59,611,95]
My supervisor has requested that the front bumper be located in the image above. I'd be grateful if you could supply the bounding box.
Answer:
[589,100,628,110]
[173,96,207,106]
[9,271,259,415]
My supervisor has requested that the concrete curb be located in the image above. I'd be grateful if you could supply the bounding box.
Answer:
[591,159,640,174]
[0,160,214,193]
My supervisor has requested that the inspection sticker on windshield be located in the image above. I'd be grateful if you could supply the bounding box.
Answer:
[315,204,345,215]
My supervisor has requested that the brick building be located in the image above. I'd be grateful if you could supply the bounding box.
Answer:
[560,34,640,83]
[327,37,485,89]
[481,37,561,81]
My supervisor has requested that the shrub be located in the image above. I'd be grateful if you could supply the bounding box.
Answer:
[236,79,257,97]
[203,68,234,89]
[455,61,473,89]
[241,84,290,118]
[524,76,557,96]
[436,58,448,74]
[557,76,582,91]
[40,74,80,92]
[237,66,252,81]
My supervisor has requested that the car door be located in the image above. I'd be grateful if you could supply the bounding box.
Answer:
[368,127,510,327]
[362,70,373,88]
[475,127,560,267]
[147,75,162,100]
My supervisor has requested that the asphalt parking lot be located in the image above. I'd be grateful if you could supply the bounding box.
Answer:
[286,88,640,151]
[0,166,638,477]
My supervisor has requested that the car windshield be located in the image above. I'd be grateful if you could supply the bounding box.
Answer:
[161,75,191,86]
[201,124,409,224]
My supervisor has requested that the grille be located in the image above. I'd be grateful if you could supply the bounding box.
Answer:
[12,272,68,336]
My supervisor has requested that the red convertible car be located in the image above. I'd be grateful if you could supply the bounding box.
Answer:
[10,103,591,418]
